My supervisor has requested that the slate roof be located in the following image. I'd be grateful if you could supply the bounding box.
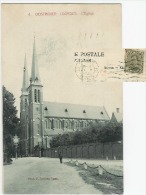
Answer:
[43,101,110,120]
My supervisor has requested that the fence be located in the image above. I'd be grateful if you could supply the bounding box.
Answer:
[69,159,123,177]
[35,142,123,160]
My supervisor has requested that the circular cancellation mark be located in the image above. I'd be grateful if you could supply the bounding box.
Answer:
[75,60,99,82]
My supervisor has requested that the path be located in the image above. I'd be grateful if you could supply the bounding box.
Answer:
[4,157,102,194]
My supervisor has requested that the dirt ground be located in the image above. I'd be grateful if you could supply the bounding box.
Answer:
[3,157,103,194]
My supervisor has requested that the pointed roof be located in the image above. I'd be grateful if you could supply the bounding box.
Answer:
[21,54,29,94]
[43,101,110,120]
[111,112,123,123]
[30,36,41,84]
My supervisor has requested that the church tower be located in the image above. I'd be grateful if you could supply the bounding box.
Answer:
[20,54,29,156]
[28,37,44,154]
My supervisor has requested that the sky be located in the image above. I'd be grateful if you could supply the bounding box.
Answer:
[2,4,123,118]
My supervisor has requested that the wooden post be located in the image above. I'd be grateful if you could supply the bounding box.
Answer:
[114,156,116,160]
[99,166,103,175]
[15,145,18,159]
[84,162,87,170]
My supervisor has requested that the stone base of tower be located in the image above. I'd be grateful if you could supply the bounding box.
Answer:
[20,140,29,157]
[28,137,48,157]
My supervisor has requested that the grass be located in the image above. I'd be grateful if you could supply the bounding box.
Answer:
[65,162,123,194]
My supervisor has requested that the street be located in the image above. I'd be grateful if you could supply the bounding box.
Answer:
[3,157,103,194]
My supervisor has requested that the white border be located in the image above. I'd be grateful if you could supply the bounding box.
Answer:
[0,1,146,195]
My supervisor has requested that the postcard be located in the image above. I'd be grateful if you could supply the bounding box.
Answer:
[2,3,123,195]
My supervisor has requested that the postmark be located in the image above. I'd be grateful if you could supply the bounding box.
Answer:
[75,60,99,82]
[124,49,144,74]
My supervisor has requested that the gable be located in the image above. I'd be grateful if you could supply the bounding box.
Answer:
[111,112,123,123]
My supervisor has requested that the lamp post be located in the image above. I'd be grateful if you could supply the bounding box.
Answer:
[44,135,49,149]
[36,134,42,158]
[44,135,49,157]
[13,135,20,159]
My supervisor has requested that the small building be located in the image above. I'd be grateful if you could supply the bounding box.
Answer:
[111,108,122,123]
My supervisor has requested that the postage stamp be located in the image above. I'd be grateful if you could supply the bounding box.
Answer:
[124,49,144,74]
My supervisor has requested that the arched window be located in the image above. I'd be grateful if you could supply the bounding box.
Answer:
[35,118,41,134]
[37,124,40,129]
[70,121,73,129]
[59,120,62,129]
[86,121,89,127]
[45,120,47,129]
[48,120,51,129]
[38,90,40,103]
[78,121,81,130]
[51,119,54,129]
[29,90,32,102]
[74,121,78,129]
[81,121,84,128]
[65,120,69,128]
[34,89,37,102]
[68,120,72,129]
[55,120,59,129]
[76,121,80,128]
[74,121,76,129]
[25,99,27,108]
[90,120,93,125]
[61,120,64,129]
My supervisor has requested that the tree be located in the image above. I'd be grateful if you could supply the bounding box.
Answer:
[49,121,123,148]
[97,122,123,143]
[3,86,20,164]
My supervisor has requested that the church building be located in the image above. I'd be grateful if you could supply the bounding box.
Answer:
[20,37,110,156]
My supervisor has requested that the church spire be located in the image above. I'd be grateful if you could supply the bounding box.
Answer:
[30,36,41,84]
[22,54,29,93]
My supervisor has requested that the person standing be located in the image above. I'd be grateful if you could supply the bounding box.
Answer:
[58,152,63,164]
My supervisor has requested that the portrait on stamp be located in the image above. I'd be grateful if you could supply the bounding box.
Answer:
[124,49,144,74]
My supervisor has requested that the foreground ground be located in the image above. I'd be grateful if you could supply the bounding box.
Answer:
[4,157,103,194]
[64,158,123,176]
[65,159,123,194]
